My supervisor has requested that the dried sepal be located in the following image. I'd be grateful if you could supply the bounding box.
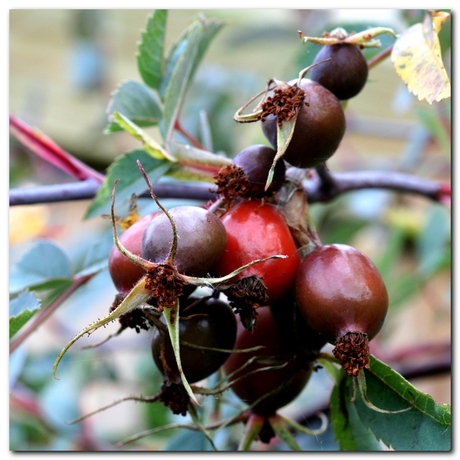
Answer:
[299,26,396,48]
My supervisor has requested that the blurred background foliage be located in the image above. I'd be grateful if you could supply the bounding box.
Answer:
[9,9,450,451]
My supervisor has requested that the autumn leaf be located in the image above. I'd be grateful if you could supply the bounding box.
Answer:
[391,10,451,104]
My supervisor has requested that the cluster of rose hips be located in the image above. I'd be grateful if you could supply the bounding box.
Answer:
[104,39,390,434]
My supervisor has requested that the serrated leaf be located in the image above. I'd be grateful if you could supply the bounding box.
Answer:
[391,10,451,104]
[10,309,37,339]
[160,26,203,142]
[137,10,167,89]
[346,396,386,451]
[159,16,224,99]
[10,291,40,339]
[160,16,224,142]
[353,356,451,451]
[112,112,176,162]
[84,149,173,219]
[10,240,73,294]
[105,80,162,133]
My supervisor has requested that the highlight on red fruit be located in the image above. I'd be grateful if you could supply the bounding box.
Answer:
[214,200,300,303]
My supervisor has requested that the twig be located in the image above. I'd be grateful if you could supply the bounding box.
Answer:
[367,44,394,69]
[305,169,450,204]
[9,170,450,206]
[9,180,216,205]
[10,115,105,183]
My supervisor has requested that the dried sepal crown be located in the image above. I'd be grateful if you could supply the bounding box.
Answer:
[299,26,397,48]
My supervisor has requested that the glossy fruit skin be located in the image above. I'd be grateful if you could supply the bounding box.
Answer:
[151,297,237,384]
[214,200,300,303]
[142,206,228,277]
[108,213,159,294]
[261,79,346,169]
[295,244,388,344]
[233,144,285,195]
[223,306,311,416]
[309,43,369,100]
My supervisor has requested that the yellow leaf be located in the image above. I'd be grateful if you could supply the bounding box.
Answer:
[391,10,451,104]
[431,10,450,34]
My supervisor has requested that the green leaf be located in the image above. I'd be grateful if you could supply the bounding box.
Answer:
[165,141,231,183]
[160,25,202,142]
[160,16,224,142]
[10,240,73,294]
[74,232,113,277]
[105,80,163,133]
[386,274,422,309]
[330,373,358,451]
[353,356,451,451]
[10,290,40,339]
[346,396,386,451]
[84,149,173,219]
[317,355,342,384]
[168,141,231,168]
[374,226,407,282]
[415,106,451,155]
[416,204,451,279]
[269,415,302,451]
[137,10,167,89]
[112,112,176,162]
[158,36,186,100]
[165,429,214,452]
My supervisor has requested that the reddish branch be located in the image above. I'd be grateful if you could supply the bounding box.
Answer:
[10,115,105,184]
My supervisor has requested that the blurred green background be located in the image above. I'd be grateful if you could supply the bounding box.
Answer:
[9,9,450,451]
